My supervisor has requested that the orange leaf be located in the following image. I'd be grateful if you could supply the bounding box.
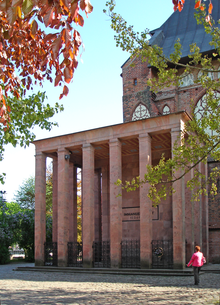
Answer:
[64,67,73,83]
[7,6,17,25]
[71,2,79,20]
[0,0,6,12]
[63,85,69,96]
[31,20,38,37]
[55,74,62,86]
[178,2,183,12]
[77,14,84,26]
[200,6,205,11]
[208,2,213,14]
[43,7,54,27]
[195,1,201,9]
[51,36,62,60]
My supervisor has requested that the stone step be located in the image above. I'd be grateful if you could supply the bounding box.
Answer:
[15,266,195,276]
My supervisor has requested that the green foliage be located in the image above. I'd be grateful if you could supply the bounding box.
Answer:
[0,90,64,184]
[0,245,10,264]
[16,209,35,262]
[14,177,35,209]
[0,174,54,263]
[0,197,18,264]
[14,171,53,213]
[108,1,220,204]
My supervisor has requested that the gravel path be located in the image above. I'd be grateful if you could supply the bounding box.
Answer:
[0,262,220,304]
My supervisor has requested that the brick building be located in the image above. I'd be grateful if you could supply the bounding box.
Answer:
[34,0,220,268]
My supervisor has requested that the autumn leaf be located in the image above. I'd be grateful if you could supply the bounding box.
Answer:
[12,0,23,6]
[16,5,22,18]
[64,67,73,83]
[55,74,62,86]
[178,2,183,12]
[31,19,38,38]
[63,85,69,96]
[43,6,54,27]
[208,2,213,14]
[195,1,201,9]
[71,2,79,20]
[22,0,33,16]
[0,0,7,12]
[7,6,17,25]
[51,36,62,60]
[77,14,84,26]
[0,87,3,101]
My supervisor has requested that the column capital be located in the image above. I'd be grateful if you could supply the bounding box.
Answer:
[109,138,121,145]
[82,143,94,150]
[58,147,70,154]
[171,128,182,134]
[35,151,46,157]
[139,133,151,142]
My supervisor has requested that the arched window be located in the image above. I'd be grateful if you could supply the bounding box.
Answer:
[198,70,214,80]
[162,105,170,115]
[132,104,150,121]
[179,73,194,87]
[194,91,220,136]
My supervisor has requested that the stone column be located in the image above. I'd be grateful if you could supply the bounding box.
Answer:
[185,165,195,261]
[57,148,70,266]
[102,165,110,241]
[52,157,58,243]
[35,152,46,266]
[94,169,102,242]
[82,144,95,267]
[139,134,152,268]
[109,139,122,268]
[171,128,185,269]
[201,161,209,260]
[69,163,77,242]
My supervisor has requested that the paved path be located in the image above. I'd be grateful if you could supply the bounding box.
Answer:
[0,262,220,305]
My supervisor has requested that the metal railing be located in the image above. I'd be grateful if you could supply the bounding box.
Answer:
[152,240,173,269]
[44,242,57,266]
[67,242,83,267]
[92,241,110,268]
[121,240,140,268]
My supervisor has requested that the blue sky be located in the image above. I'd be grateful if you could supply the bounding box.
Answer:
[1,1,174,201]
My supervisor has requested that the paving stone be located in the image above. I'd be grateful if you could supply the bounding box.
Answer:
[0,263,219,304]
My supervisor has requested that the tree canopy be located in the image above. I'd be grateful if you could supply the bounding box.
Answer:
[105,0,220,203]
[0,0,93,125]
[0,0,93,183]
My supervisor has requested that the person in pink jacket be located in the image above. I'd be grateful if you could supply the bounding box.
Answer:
[187,245,206,285]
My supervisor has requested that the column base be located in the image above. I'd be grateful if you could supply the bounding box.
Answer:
[58,259,68,267]
[83,260,93,268]
[140,260,152,269]
[173,262,186,269]
[35,259,44,266]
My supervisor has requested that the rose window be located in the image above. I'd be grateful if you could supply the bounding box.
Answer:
[132,104,150,121]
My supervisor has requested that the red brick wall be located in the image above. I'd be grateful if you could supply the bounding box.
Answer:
[122,57,220,262]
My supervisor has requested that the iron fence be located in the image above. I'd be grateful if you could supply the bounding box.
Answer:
[151,240,173,269]
[92,241,110,268]
[67,242,83,267]
[121,240,140,268]
[44,242,57,266]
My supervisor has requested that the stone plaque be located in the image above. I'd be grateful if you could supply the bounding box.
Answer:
[122,207,140,222]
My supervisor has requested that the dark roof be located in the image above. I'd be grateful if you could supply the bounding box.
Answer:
[149,0,220,61]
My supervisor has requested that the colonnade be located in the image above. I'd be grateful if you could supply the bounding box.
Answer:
[34,123,207,268]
